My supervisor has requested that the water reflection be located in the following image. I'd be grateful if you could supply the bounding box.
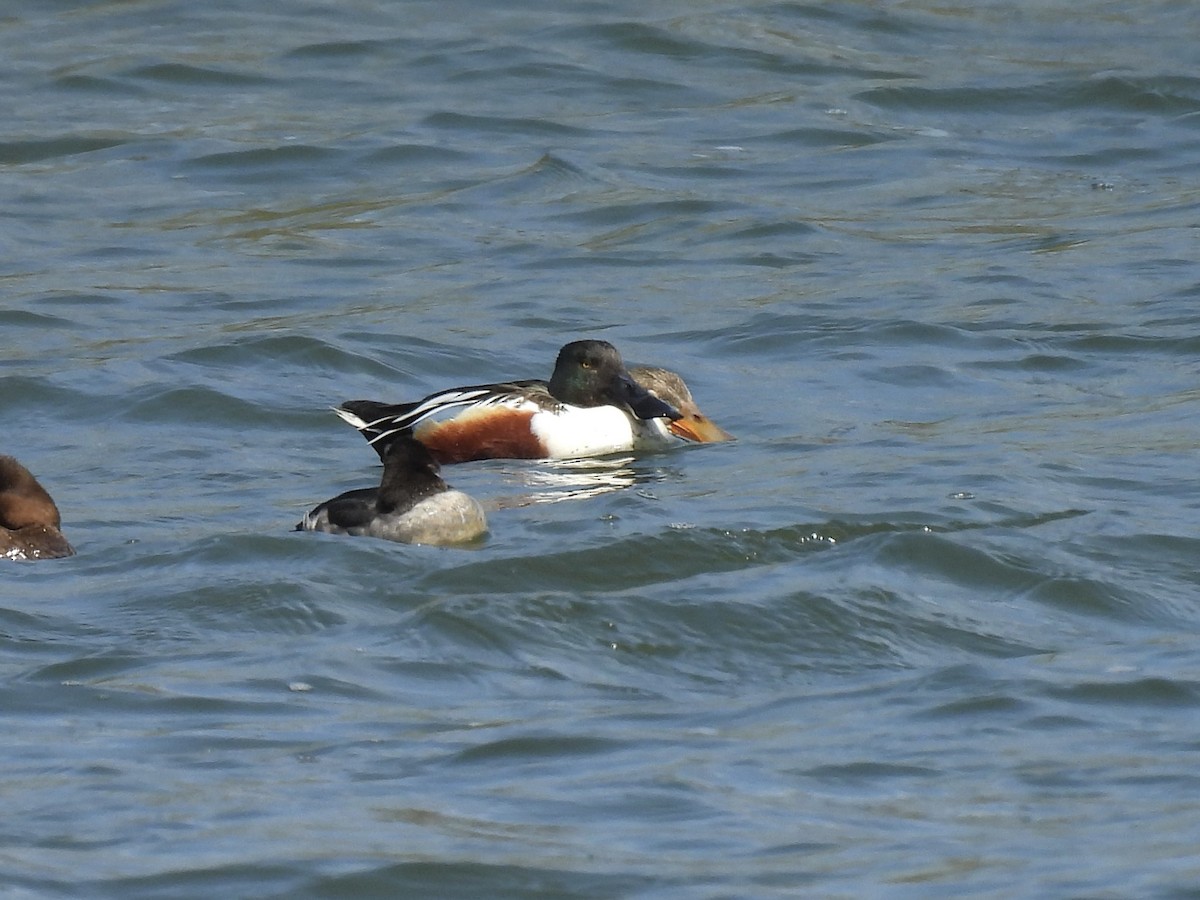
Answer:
[486,455,645,508]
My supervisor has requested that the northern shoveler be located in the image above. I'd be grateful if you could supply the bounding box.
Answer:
[335,339,695,464]
[297,433,487,546]
[628,364,735,444]
[1,456,75,561]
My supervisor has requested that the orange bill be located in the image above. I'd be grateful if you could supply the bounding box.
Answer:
[668,413,735,443]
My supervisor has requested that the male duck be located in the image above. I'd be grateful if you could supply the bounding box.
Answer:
[297,433,487,546]
[1,455,75,561]
[335,339,694,464]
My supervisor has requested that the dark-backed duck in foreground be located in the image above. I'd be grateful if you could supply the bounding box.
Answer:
[297,433,486,546]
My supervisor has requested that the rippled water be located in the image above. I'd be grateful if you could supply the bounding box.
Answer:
[4,1,1200,896]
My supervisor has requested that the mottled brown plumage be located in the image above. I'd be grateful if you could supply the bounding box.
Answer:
[0,456,74,561]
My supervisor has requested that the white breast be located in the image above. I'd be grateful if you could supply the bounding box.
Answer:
[530,405,673,459]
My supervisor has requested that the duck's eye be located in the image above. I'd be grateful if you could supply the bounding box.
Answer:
[580,359,595,369]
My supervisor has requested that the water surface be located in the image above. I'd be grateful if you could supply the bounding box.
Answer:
[3,1,1200,896]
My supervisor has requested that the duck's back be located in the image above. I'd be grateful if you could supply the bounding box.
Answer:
[365,489,487,546]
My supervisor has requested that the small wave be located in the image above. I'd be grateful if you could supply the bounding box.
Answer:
[0,135,126,165]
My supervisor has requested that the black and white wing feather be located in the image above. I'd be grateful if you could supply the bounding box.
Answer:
[335,380,555,455]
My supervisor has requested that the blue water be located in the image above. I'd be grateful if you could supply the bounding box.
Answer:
[4,1,1200,897]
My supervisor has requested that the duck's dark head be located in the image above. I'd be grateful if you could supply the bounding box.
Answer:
[375,433,447,513]
[547,340,680,421]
